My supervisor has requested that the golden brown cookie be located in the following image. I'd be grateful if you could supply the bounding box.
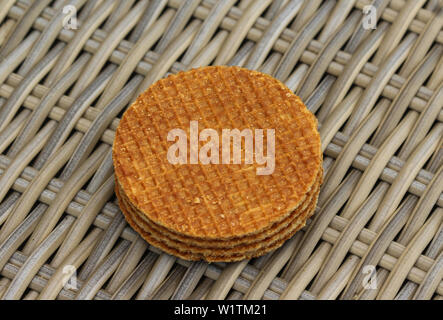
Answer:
[115,168,321,249]
[117,184,319,262]
[116,177,319,256]
[113,66,323,261]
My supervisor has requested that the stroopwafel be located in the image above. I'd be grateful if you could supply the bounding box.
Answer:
[113,66,322,262]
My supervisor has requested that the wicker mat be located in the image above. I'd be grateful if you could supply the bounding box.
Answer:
[0,0,442,300]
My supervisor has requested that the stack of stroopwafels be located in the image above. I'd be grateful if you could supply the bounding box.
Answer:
[113,66,322,262]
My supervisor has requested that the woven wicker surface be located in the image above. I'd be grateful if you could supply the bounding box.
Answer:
[0,0,441,300]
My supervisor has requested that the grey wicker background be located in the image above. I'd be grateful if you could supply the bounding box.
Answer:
[0,0,442,300]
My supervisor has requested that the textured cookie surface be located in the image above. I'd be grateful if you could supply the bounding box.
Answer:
[116,171,319,254]
[118,185,319,262]
[115,168,321,249]
[113,66,322,240]
[117,181,319,257]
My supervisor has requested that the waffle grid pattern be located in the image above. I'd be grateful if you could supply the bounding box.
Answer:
[116,177,320,261]
[116,168,321,249]
[116,178,318,252]
[114,66,321,239]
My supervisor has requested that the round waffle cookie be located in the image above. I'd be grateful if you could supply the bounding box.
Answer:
[116,174,320,261]
[115,167,322,249]
[113,66,322,262]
